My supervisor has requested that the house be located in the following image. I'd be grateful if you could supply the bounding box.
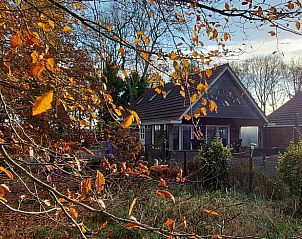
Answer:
[264,91,302,149]
[130,64,268,157]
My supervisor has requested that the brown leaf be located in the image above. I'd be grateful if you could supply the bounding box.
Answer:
[156,190,175,204]
[80,147,95,156]
[32,91,53,116]
[31,63,45,78]
[164,218,175,231]
[159,178,168,187]
[203,209,220,216]
[10,33,22,48]
[45,58,55,71]
[95,170,105,193]
[70,207,78,219]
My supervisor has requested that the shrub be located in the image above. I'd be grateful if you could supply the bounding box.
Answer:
[187,140,232,190]
[278,141,302,212]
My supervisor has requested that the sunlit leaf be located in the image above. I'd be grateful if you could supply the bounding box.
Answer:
[201,98,207,106]
[209,100,217,112]
[194,108,200,118]
[128,197,137,217]
[203,209,220,216]
[104,23,112,32]
[45,58,55,71]
[170,52,178,60]
[164,218,175,232]
[95,170,105,193]
[156,189,175,204]
[296,21,301,30]
[180,90,185,97]
[32,91,53,116]
[31,63,45,78]
[10,33,22,48]
[201,107,207,116]
[190,93,197,103]
[63,25,72,32]
[159,178,168,187]
[70,207,78,219]
[122,115,133,128]
[31,51,39,64]
[183,114,191,121]
[0,166,13,179]
[205,69,212,77]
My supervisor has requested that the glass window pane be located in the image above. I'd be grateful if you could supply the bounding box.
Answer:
[182,126,191,150]
[172,126,179,150]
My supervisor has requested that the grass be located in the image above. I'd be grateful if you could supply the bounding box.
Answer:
[77,180,302,239]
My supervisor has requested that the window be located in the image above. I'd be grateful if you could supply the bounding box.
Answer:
[139,126,145,144]
[172,126,180,150]
[206,125,230,146]
[182,126,192,150]
[153,124,166,147]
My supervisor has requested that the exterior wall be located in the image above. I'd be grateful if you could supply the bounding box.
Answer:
[263,126,301,149]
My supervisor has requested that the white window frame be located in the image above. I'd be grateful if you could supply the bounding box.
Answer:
[180,125,193,150]
[139,126,145,145]
[205,125,230,145]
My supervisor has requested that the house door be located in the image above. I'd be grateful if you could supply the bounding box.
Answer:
[206,125,230,146]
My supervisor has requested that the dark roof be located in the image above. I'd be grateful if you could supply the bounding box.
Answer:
[267,91,302,126]
[130,64,267,124]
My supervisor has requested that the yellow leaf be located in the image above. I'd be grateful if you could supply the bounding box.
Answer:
[32,91,53,116]
[173,61,179,71]
[194,108,200,118]
[201,98,207,106]
[143,36,150,45]
[104,23,112,32]
[209,100,217,112]
[203,209,220,216]
[63,25,72,32]
[95,170,105,193]
[70,207,78,219]
[31,63,45,78]
[10,33,22,48]
[164,218,175,232]
[45,58,55,71]
[192,51,198,57]
[190,93,197,103]
[122,115,133,128]
[137,31,144,35]
[81,225,87,234]
[182,59,189,68]
[142,52,150,61]
[134,38,140,44]
[205,69,212,77]
[201,107,207,116]
[0,166,13,179]
[197,83,206,92]
[128,197,137,217]
[183,114,191,121]
[31,51,39,64]
[179,90,185,97]
[80,120,90,127]
[156,190,175,204]
[130,110,141,125]
[170,52,178,60]
[48,20,55,29]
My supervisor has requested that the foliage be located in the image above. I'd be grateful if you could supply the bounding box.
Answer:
[187,140,232,189]
[99,122,143,163]
[278,141,302,211]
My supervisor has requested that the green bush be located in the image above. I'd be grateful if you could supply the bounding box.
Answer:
[278,141,302,212]
[187,140,232,189]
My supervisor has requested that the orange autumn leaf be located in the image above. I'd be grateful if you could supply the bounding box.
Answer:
[10,33,22,48]
[201,107,207,116]
[205,69,212,77]
[203,209,220,216]
[170,52,178,60]
[183,114,191,121]
[180,215,187,228]
[197,83,207,92]
[194,108,200,118]
[209,100,217,112]
[130,110,141,125]
[80,146,95,156]
[95,170,105,193]
[0,166,13,179]
[69,207,78,219]
[63,25,72,32]
[122,115,133,128]
[82,178,92,194]
[164,218,175,232]
[32,91,53,116]
[156,189,175,204]
[0,186,5,198]
[159,178,168,187]
[45,58,55,71]
[31,63,45,78]
[118,47,126,56]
